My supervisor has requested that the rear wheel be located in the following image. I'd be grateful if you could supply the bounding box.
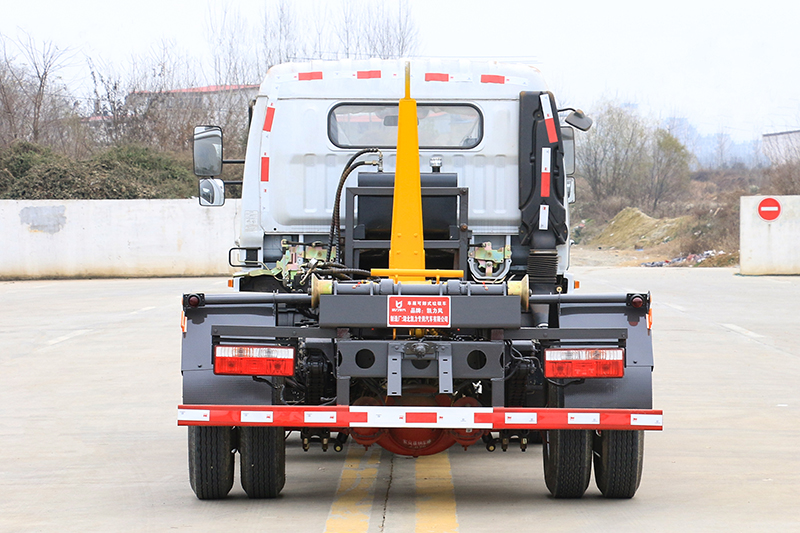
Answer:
[543,429,592,498]
[188,426,235,500]
[239,426,286,498]
[593,430,644,498]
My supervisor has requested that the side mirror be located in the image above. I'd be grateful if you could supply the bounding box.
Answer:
[566,177,576,204]
[561,126,575,176]
[564,110,592,132]
[199,178,225,206]
[193,125,223,176]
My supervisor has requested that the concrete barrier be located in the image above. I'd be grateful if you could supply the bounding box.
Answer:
[1,199,240,279]
[740,195,800,275]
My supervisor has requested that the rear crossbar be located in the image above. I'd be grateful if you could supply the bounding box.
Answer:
[178,405,663,431]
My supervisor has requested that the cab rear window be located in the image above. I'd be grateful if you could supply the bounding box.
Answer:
[328,104,482,149]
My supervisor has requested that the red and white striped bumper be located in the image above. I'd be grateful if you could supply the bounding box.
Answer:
[177,405,663,431]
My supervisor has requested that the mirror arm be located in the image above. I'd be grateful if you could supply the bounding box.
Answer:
[222,159,245,164]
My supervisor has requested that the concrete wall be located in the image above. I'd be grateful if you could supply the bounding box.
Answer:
[740,195,800,275]
[1,199,241,279]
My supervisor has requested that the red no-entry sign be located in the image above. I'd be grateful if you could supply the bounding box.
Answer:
[758,197,781,221]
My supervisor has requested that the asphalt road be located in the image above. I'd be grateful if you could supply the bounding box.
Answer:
[2,268,799,532]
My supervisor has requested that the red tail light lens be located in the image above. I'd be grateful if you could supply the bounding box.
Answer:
[544,348,624,378]
[213,345,295,376]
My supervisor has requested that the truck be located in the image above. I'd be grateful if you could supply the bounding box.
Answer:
[179,58,662,501]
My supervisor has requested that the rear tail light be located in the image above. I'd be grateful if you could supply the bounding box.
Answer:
[544,348,624,378]
[214,345,295,376]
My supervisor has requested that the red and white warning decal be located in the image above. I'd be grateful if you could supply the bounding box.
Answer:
[387,296,450,328]
[178,405,664,430]
[539,93,558,143]
[757,197,781,221]
[540,146,551,197]
[260,103,275,183]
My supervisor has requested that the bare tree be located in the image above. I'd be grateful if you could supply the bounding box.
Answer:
[393,0,419,57]
[577,102,650,204]
[648,128,690,212]
[16,33,70,143]
[206,4,260,85]
[337,1,362,59]
[334,0,418,60]
[0,36,25,144]
[714,131,731,169]
[0,32,75,148]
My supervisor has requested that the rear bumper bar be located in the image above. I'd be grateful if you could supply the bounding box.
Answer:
[177,405,663,431]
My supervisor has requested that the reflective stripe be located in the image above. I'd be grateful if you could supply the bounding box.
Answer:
[540,93,558,143]
[631,414,663,426]
[178,409,210,422]
[260,157,270,182]
[357,70,381,79]
[425,72,449,82]
[298,71,323,81]
[568,412,600,425]
[505,412,538,425]
[349,406,493,429]
[263,106,275,132]
[480,74,505,84]
[540,146,551,197]
[241,410,273,423]
[305,410,338,423]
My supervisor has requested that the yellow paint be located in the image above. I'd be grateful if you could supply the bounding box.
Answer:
[415,453,459,533]
[389,62,426,281]
[324,445,381,533]
[370,268,463,282]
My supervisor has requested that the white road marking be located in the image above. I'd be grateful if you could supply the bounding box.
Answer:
[45,329,92,346]
[662,302,687,312]
[720,323,765,339]
[128,306,157,315]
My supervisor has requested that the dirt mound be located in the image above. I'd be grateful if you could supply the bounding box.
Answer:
[586,207,688,250]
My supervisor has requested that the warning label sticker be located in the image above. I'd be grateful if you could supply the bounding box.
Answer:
[387,296,451,328]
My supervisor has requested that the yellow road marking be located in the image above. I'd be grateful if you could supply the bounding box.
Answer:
[324,444,381,533]
[415,452,459,533]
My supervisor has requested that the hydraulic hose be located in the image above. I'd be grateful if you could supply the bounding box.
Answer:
[326,148,382,262]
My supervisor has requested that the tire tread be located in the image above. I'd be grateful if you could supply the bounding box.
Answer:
[594,430,644,498]
[240,426,286,499]
[188,426,235,500]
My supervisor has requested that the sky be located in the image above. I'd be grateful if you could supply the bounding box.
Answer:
[2,0,799,143]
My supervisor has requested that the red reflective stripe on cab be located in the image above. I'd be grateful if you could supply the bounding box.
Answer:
[540,147,551,197]
[260,157,270,182]
[406,412,437,424]
[541,173,551,197]
[357,70,381,79]
[540,94,558,143]
[263,106,275,132]
[480,74,505,84]
[425,72,449,82]
[298,71,323,81]
[545,119,557,143]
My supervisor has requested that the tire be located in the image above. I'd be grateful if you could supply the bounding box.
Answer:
[543,429,592,498]
[593,430,644,498]
[188,426,235,500]
[239,426,286,498]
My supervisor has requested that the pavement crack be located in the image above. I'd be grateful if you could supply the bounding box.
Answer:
[379,452,395,533]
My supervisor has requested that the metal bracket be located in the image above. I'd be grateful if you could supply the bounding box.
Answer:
[388,352,402,396]
[438,349,453,394]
